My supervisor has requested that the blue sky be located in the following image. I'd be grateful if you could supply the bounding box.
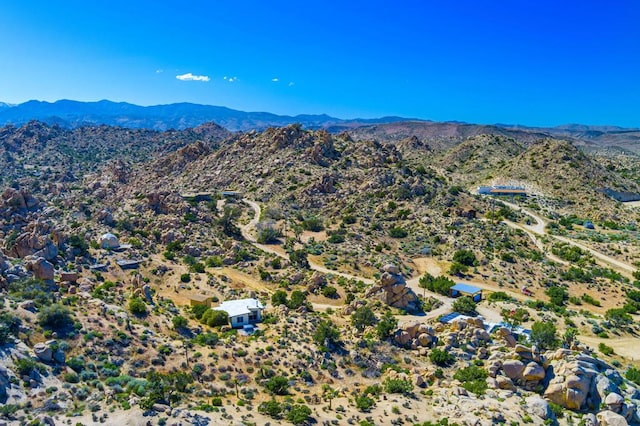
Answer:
[1,1,639,126]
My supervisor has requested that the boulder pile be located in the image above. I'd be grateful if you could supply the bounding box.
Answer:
[366,264,418,311]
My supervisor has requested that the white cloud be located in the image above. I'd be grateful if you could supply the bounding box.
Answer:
[176,73,210,82]
[288,82,295,86]
[155,69,163,74]
[271,78,279,82]
[223,76,238,83]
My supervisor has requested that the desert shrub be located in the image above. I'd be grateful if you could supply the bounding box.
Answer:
[192,332,219,347]
[376,312,398,341]
[257,227,282,244]
[14,357,45,376]
[419,274,455,296]
[189,262,205,273]
[200,309,229,327]
[287,290,307,310]
[545,286,568,307]
[580,294,601,307]
[453,249,476,266]
[383,378,413,395]
[487,291,511,302]
[302,216,324,232]
[172,316,188,330]
[322,286,338,298]
[264,375,289,395]
[128,298,147,316]
[313,320,341,351]
[452,296,476,315]
[9,278,53,307]
[530,321,558,350]
[259,399,283,418]
[180,273,191,283]
[0,311,21,344]
[598,343,614,356]
[271,290,288,306]
[605,308,633,326]
[429,348,455,366]
[351,306,376,332]
[191,304,209,320]
[453,366,488,395]
[206,256,223,267]
[626,367,640,385]
[389,226,408,238]
[286,404,311,425]
[38,303,74,330]
[354,393,376,411]
[289,250,309,269]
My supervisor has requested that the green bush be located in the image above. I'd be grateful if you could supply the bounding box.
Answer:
[355,394,375,411]
[452,296,476,315]
[258,399,283,418]
[286,404,312,425]
[302,216,324,232]
[626,366,640,385]
[383,378,413,395]
[200,309,229,327]
[38,303,74,331]
[530,321,558,350]
[191,304,209,320]
[419,274,455,296]
[429,348,455,366]
[453,365,488,395]
[351,306,376,332]
[172,316,188,330]
[322,286,338,298]
[453,249,477,266]
[389,226,408,238]
[128,298,147,316]
[598,342,614,356]
[264,375,289,395]
[487,291,511,302]
[180,273,191,283]
[257,227,282,244]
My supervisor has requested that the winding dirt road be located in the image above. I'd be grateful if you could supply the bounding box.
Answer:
[499,200,637,277]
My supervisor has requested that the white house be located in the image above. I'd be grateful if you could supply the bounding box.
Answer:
[216,298,264,328]
[99,233,120,249]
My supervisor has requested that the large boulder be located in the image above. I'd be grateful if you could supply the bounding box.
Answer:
[523,362,546,381]
[525,396,552,420]
[366,265,418,311]
[605,392,624,413]
[502,360,525,380]
[26,257,54,281]
[596,410,629,426]
[33,343,53,363]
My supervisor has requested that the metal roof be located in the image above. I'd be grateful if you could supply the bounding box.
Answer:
[216,298,265,318]
[451,283,482,294]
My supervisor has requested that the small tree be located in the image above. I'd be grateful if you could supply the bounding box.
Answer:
[376,312,398,341]
[259,399,283,418]
[605,308,633,327]
[530,321,558,350]
[286,404,312,425]
[322,384,339,410]
[271,290,288,306]
[313,320,340,351]
[172,316,188,330]
[257,226,282,244]
[453,249,477,266]
[288,290,307,309]
[264,375,289,395]
[128,298,148,316]
[452,296,476,315]
[289,250,309,269]
[429,348,455,366]
[351,306,376,333]
[38,304,74,331]
[201,309,229,327]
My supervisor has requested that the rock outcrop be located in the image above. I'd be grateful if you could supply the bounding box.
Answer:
[366,264,418,311]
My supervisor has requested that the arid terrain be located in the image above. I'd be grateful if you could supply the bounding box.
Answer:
[1,119,639,426]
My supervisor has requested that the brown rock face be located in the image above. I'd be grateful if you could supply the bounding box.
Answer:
[26,256,55,281]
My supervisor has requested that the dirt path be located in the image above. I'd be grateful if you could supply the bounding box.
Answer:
[242,199,374,284]
[579,335,640,361]
[499,199,637,278]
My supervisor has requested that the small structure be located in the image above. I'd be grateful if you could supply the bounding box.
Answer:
[450,283,483,302]
[478,186,527,197]
[180,192,213,202]
[583,221,595,230]
[100,233,120,249]
[116,259,142,269]
[220,190,242,199]
[60,272,78,283]
[189,294,212,308]
[216,298,264,328]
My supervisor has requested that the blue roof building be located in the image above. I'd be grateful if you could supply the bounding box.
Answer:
[450,283,483,302]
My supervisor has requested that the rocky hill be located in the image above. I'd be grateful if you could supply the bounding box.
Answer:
[0,121,639,425]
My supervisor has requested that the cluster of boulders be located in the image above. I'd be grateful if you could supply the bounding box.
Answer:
[33,340,65,364]
[394,321,437,350]
[366,264,419,311]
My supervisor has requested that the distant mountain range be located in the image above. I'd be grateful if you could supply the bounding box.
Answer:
[0,99,411,132]
[0,99,639,153]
